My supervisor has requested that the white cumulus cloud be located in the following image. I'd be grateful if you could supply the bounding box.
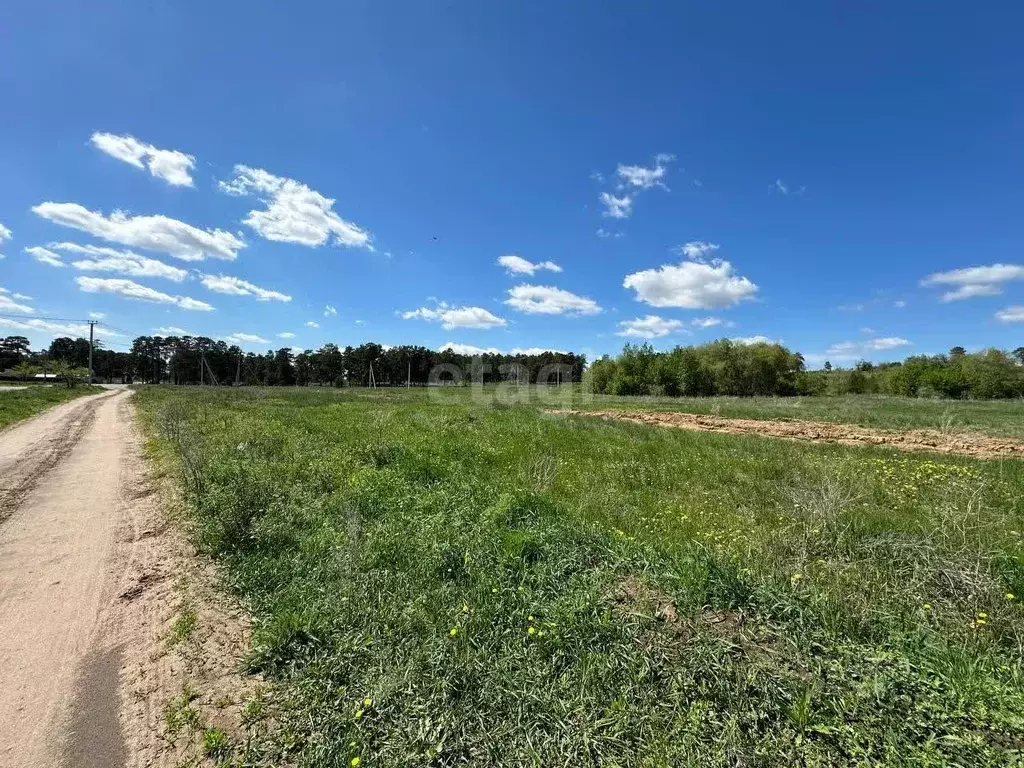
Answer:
[623,258,757,309]
[732,336,777,345]
[200,274,291,302]
[155,326,191,335]
[305,321,320,328]
[497,255,563,275]
[617,154,673,190]
[0,223,11,243]
[0,317,120,338]
[90,132,196,187]
[600,192,632,219]
[76,276,214,311]
[505,284,601,316]
[50,242,188,281]
[25,246,65,267]
[692,316,723,328]
[677,241,720,260]
[0,292,35,314]
[617,315,685,339]
[226,333,268,344]
[826,337,911,356]
[219,165,371,249]
[324,304,338,316]
[32,202,243,261]
[402,301,507,330]
[278,332,297,339]
[995,306,1024,323]
[922,263,1024,302]
[440,342,501,355]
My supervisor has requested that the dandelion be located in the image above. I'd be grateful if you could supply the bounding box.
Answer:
[363,697,373,708]
[923,603,932,611]
[449,627,459,637]
[491,588,498,594]
[1008,593,1016,601]
[351,758,361,767]
[355,709,364,719]
[528,616,534,622]
[791,573,803,584]
[977,612,988,619]
[528,626,537,635]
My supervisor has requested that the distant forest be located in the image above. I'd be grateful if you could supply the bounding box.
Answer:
[586,341,1024,400]
[0,334,585,387]
[2,334,1023,399]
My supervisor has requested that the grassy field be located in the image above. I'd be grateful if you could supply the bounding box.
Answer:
[0,385,104,430]
[581,392,1024,439]
[135,386,1024,767]
[229,386,1024,438]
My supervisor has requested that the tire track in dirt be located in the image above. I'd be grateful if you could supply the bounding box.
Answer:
[0,391,116,525]
[552,409,1024,459]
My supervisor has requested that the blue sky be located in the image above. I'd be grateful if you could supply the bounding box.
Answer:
[1,1,1022,365]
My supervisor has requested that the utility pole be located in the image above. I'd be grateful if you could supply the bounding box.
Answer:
[87,321,96,384]
[407,360,411,388]
[200,351,205,386]
[235,354,242,386]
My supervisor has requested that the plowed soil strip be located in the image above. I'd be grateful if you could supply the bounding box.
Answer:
[552,409,1024,459]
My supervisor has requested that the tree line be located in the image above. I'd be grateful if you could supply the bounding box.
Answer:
[4,334,1022,399]
[0,334,586,387]
[585,341,1024,400]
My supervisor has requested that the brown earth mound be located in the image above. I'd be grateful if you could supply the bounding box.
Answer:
[552,409,1024,459]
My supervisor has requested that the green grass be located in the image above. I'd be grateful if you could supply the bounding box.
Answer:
[0,385,105,430]
[169,604,198,647]
[135,386,1024,767]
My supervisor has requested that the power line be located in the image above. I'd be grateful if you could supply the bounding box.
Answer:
[0,312,96,324]
[96,321,142,338]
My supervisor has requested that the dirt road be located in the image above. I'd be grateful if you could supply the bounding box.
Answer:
[0,389,138,767]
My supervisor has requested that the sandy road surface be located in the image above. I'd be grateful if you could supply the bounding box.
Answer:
[554,409,1024,459]
[0,389,141,767]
